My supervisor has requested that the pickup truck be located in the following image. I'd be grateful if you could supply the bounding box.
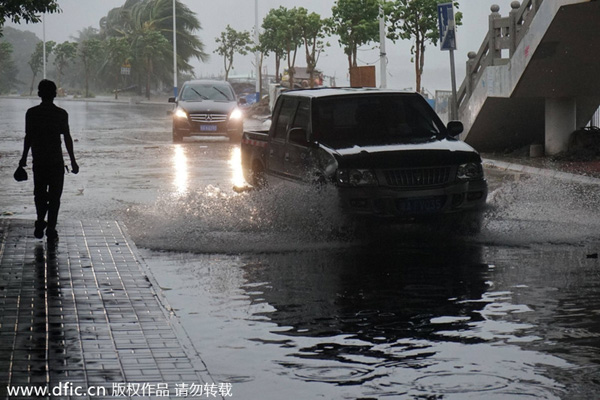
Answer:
[241,88,487,227]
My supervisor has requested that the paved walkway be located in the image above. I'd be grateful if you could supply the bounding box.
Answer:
[0,219,214,399]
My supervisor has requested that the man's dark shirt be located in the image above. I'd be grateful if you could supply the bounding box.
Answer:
[25,102,69,167]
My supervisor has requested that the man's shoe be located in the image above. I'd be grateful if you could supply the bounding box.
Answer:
[46,228,59,243]
[34,220,47,239]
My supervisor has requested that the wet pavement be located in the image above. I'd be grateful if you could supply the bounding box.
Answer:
[0,219,214,399]
[2,97,600,399]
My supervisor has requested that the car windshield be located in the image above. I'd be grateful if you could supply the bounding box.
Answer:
[312,94,443,149]
[180,83,235,102]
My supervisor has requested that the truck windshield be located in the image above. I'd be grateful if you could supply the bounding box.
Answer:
[313,95,443,149]
[180,83,235,102]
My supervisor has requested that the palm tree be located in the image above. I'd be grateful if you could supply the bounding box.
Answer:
[131,28,171,99]
[53,41,77,90]
[101,37,131,98]
[99,0,207,93]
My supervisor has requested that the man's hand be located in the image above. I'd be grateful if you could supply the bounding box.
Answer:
[19,158,27,168]
[71,161,79,174]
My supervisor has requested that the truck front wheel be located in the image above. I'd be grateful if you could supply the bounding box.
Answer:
[251,162,267,189]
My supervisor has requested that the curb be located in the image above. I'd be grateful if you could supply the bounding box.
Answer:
[483,158,600,186]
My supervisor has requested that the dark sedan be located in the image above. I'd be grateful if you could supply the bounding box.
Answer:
[169,80,245,142]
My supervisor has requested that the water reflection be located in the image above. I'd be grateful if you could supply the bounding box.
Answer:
[172,144,188,195]
[229,146,246,189]
[237,236,569,398]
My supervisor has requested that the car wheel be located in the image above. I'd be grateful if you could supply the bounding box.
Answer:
[251,162,266,189]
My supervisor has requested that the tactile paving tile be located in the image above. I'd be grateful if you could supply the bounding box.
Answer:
[0,219,209,399]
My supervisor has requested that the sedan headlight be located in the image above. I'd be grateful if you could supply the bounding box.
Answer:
[457,162,484,180]
[337,169,378,186]
[174,108,188,119]
[229,108,243,121]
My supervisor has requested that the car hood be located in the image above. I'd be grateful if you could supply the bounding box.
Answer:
[325,139,482,169]
[178,100,237,114]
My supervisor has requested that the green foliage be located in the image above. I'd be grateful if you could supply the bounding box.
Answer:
[297,8,329,87]
[0,0,60,36]
[260,7,291,82]
[260,7,306,87]
[98,0,206,97]
[78,38,103,97]
[131,28,171,98]
[0,40,17,92]
[53,41,77,89]
[101,37,131,93]
[387,0,462,90]
[28,40,55,95]
[214,25,252,80]
[331,0,381,69]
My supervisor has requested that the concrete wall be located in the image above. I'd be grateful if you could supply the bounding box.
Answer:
[459,0,600,154]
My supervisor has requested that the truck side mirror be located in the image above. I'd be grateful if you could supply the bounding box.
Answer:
[288,127,308,145]
[168,97,176,103]
[447,121,463,137]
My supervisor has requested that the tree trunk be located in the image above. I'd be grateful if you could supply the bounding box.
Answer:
[146,58,152,100]
[419,43,426,93]
[224,54,230,80]
[29,72,37,96]
[258,52,264,98]
[56,67,62,90]
[275,56,281,83]
[84,64,90,98]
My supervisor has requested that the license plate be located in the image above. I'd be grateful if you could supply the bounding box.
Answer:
[200,124,217,132]
[397,197,444,214]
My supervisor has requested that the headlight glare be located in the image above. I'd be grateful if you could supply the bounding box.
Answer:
[337,169,378,186]
[174,109,187,119]
[457,162,483,180]
[229,108,243,120]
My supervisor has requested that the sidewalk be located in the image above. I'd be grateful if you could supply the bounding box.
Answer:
[0,219,214,399]
[482,156,600,186]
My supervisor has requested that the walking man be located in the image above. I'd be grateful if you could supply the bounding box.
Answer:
[19,79,79,243]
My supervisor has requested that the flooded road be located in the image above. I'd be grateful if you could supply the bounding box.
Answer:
[2,98,600,399]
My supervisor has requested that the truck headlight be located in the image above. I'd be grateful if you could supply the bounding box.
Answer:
[337,169,378,186]
[229,108,243,121]
[174,108,187,119]
[457,162,484,180]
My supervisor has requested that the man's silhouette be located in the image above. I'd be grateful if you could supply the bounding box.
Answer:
[19,79,79,243]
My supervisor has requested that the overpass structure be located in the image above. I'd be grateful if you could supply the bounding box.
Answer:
[458,0,600,155]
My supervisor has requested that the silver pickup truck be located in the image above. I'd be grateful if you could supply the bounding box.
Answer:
[241,88,487,231]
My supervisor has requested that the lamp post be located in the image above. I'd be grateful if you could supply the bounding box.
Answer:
[254,0,260,102]
[379,1,387,89]
[43,13,46,79]
[173,0,178,97]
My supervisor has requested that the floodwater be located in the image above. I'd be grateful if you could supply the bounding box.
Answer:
[2,98,600,399]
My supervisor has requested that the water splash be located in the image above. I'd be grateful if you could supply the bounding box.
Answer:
[481,174,600,244]
[125,183,351,253]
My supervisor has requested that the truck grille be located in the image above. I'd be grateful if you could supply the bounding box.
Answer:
[189,113,228,123]
[383,166,452,187]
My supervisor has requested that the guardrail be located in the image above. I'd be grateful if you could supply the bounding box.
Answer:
[457,0,544,111]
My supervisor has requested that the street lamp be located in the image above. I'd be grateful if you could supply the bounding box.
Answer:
[173,0,178,97]
[379,1,387,89]
[43,13,46,79]
[254,0,260,101]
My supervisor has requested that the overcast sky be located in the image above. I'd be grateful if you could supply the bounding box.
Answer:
[6,0,515,92]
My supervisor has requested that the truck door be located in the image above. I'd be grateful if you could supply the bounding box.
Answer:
[285,99,312,182]
[268,97,297,180]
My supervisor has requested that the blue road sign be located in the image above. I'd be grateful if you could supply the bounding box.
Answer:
[437,2,457,51]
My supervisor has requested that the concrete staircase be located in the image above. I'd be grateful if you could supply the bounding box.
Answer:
[457,0,600,154]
